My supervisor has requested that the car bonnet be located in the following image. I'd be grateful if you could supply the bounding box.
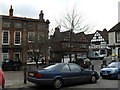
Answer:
[101,67,118,71]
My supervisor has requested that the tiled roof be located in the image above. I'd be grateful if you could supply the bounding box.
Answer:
[108,22,120,32]
[85,29,108,42]
[86,33,94,42]
[0,15,39,21]
[97,29,108,41]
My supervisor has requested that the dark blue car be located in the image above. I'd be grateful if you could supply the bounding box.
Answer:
[100,62,120,79]
[27,63,99,89]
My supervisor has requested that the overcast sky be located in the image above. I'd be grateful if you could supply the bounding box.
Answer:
[0,0,119,34]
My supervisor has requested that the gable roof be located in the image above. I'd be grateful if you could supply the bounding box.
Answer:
[97,29,108,41]
[86,34,94,42]
[108,22,120,32]
[86,29,108,42]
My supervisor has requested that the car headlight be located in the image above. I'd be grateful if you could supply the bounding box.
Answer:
[111,69,116,73]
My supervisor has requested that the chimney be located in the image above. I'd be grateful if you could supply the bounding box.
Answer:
[55,27,60,31]
[39,10,44,21]
[9,5,13,17]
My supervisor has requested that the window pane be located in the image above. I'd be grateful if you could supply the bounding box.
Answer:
[2,21,10,28]
[2,31,9,44]
[14,22,22,28]
[38,32,44,42]
[14,52,20,59]
[3,53,8,61]
[117,32,120,42]
[15,31,21,45]
[28,32,35,42]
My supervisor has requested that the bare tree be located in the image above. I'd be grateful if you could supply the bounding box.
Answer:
[27,41,43,68]
[56,6,92,62]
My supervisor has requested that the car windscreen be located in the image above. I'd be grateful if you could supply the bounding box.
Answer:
[107,62,120,68]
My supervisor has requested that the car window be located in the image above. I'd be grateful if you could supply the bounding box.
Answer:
[69,64,81,72]
[61,64,70,72]
[43,63,58,70]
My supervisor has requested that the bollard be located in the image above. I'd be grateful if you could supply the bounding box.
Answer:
[91,65,94,71]
[101,64,103,69]
[24,63,27,84]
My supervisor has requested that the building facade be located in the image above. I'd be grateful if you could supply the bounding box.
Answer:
[87,29,109,56]
[50,27,89,63]
[108,22,120,58]
[0,6,50,63]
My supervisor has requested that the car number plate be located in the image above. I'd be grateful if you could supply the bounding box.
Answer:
[103,73,108,75]
[29,73,34,76]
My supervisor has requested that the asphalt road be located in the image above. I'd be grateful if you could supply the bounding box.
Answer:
[4,59,119,89]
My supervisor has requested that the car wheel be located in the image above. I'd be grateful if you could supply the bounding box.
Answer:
[90,75,97,83]
[53,78,63,89]
[14,66,19,71]
[117,73,120,80]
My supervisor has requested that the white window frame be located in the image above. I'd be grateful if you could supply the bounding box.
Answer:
[14,52,20,59]
[28,32,35,43]
[2,53,9,61]
[14,31,21,45]
[2,30,10,45]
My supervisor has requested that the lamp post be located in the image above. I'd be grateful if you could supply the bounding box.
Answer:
[69,29,73,63]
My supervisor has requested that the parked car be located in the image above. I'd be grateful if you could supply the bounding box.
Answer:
[27,63,99,89]
[2,58,23,71]
[100,62,120,79]
[0,66,5,89]
[73,58,91,69]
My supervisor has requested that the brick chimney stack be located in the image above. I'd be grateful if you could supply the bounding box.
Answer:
[39,10,44,21]
[9,5,13,17]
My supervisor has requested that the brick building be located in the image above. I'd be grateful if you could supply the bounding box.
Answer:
[50,27,89,63]
[0,6,50,63]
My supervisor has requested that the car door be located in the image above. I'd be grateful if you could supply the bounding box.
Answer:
[60,64,73,84]
[68,63,86,83]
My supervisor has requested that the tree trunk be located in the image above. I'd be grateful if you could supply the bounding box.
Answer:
[69,53,72,62]
[36,61,39,68]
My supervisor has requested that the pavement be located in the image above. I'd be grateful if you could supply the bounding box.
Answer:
[4,57,113,88]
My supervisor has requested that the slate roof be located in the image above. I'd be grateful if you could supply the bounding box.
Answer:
[86,34,94,42]
[108,22,120,32]
[97,29,108,41]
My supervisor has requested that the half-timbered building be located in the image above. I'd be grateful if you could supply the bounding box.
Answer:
[88,29,109,56]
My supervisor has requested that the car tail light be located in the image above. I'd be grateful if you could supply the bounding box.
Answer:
[35,73,42,78]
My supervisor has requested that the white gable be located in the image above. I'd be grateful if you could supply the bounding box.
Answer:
[91,31,105,42]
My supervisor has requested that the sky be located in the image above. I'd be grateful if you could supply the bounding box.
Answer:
[0,0,120,34]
